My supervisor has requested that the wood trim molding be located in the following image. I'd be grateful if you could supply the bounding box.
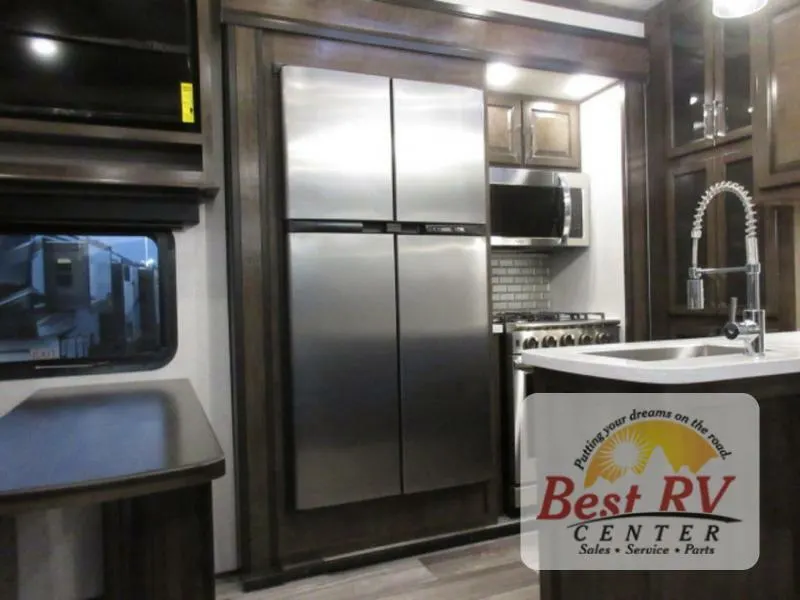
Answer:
[221,0,649,79]
[224,25,278,574]
[523,0,648,21]
[646,3,669,339]
[623,81,650,342]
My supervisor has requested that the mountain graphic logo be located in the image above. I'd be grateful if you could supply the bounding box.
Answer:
[584,421,719,488]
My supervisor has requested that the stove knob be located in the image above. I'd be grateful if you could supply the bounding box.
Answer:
[579,333,593,345]
[560,333,576,346]
[542,335,558,348]
[522,337,539,350]
[596,332,612,344]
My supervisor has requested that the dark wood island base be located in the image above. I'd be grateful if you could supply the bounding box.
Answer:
[103,484,216,600]
[0,380,225,600]
[534,368,800,600]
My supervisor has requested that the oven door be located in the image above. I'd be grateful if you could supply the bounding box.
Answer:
[489,168,571,248]
[512,357,537,508]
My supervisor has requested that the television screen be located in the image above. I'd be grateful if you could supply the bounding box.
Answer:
[0,233,168,366]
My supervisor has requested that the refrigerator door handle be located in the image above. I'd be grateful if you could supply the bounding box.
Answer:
[287,221,367,233]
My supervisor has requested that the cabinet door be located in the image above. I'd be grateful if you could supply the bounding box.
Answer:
[714,16,753,142]
[522,99,580,170]
[668,316,724,339]
[667,0,715,157]
[715,144,770,314]
[666,151,718,314]
[753,0,800,189]
[486,93,522,165]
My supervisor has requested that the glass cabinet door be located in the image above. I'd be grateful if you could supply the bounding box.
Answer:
[669,0,714,154]
[667,154,716,312]
[715,17,753,140]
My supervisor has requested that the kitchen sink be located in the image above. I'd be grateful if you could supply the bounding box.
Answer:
[585,344,745,362]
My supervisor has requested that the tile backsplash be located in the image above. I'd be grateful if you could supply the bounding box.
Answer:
[490,251,550,313]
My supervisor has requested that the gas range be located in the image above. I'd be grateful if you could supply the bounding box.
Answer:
[493,310,621,352]
[496,310,622,515]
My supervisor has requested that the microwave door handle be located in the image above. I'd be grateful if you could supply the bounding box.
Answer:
[559,175,573,243]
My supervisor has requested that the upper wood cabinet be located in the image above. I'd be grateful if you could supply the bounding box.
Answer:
[753,0,800,190]
[667,0,753,157]
[486,93,580,170]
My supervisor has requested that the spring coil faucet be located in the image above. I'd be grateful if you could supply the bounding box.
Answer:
[686,181,766,357]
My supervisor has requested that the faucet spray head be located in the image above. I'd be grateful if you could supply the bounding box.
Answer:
[687,277,705,310]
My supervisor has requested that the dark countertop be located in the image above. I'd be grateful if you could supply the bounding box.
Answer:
[0,379,225,513]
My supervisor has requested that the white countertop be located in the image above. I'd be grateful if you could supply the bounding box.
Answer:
[520,332,800,384]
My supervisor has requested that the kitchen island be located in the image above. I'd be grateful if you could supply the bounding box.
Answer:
[521,332,800,600]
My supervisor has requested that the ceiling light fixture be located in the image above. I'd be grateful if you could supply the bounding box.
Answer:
[712,0,768,18]
[29,37,58,59]
[486,62,518,88]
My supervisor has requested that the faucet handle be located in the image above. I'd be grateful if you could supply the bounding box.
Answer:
[728,297,738,323]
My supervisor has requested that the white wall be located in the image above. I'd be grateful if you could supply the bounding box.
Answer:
[549,84,627,339]
[433,0,645,37]
[1,21,236,600]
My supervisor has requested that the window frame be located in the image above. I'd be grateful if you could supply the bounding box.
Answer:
[0,227,178,381]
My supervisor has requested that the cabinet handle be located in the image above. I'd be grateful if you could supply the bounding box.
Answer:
[714,101,726,138]
[703,103,715,140]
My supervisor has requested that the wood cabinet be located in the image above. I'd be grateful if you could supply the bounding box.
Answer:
[486,93,580,170]
[664,141,791,336]
[753,0,800,190]
[486,93,522,164]
[667,0,752,157]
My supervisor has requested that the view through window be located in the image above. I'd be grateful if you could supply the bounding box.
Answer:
[0,233,176,375]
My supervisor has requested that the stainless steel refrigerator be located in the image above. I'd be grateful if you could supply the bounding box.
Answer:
[282,66,491,510]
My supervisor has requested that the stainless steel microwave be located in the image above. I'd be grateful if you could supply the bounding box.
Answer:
[489,167,590,248]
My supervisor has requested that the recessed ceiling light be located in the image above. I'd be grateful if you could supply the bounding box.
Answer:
[29,37,58,59]
[486,63,518,88]
[563,74,611,100]
[712,0,768,18]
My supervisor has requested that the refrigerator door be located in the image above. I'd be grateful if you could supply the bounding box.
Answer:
[393,80,487,225]
[287,233,401,509]
[397,235,492,494]
[281,66,394,221]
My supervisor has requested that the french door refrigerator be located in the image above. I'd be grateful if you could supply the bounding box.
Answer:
[282,66,492,510]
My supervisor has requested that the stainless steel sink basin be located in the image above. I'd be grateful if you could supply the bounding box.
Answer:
[585,345,744,362]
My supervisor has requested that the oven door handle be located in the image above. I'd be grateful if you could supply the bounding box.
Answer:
[558,174,573,243]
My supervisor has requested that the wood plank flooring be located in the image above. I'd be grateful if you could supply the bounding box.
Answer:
[217,536,539,599]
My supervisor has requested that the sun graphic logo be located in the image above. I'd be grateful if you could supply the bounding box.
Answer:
[583,420,720,488]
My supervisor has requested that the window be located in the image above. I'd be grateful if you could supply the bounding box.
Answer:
[0,231,177,380]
